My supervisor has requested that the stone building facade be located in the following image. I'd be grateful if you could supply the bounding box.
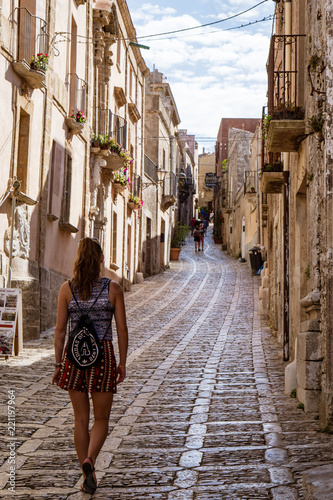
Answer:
[219,126,261,260]
[214,118,260,242]
[0,0,148,339]
[142,69,180,276]
[258,0,333,429]
[197,153,214,215]
[176,129,198,227]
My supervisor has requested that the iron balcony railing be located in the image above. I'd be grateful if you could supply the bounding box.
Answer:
[244,171,256,195]
[68,73,87,118]
[163,172,177,198]
[267,34,305,119]
[144,154,158,183]
[13,7,48,65]
[97,109,127,149]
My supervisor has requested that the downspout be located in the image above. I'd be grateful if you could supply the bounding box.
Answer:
[283,0,292,361]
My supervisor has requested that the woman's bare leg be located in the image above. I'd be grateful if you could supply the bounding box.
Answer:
[68,389,90,467]
[87,392,114,464]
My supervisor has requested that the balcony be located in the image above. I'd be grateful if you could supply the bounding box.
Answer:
[260,161,284,194]
[144,154,158,183]
[12,8,48,90]
[162,172,177,210]
[65,74,87,135]
[96,108,127,149]
[267,34,306,152]
[243,171,257,207]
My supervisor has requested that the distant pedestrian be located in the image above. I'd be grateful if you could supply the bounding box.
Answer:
[193,224,201,251]
[190,217,196,235]
[203,219,209,233]
[52,237,128,495]
[199,222,205,251]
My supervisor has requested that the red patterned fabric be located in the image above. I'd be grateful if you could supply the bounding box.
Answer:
[56,340,117,393]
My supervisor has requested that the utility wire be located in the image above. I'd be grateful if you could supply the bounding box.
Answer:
[140,16,273,42]
[131,0,269,40]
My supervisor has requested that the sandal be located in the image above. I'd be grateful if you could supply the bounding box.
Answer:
[82,457,97,494]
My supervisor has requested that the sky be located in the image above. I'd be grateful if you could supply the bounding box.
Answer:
[126,0,275,153]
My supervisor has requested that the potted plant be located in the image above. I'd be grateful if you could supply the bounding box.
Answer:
[91,134,103,153]
[100,134,110,154]
[71,109,87,123]
[128,195,143,211]
[30,53,49,71]
[170,223,190,260]
[113,168,132,193]
[263,160,284,172]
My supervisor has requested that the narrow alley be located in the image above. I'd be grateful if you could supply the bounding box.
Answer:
[1,228,332,499]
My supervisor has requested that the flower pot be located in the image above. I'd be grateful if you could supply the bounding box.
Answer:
[128,202,137,209]
[91,147,101,154]
[170,248,181,260]
[65,116,84,135]
[114,182,127,194]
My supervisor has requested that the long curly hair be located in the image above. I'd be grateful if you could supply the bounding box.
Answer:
[71,237,103,300]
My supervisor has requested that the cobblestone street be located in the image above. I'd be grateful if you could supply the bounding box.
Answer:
[1,228,333,499]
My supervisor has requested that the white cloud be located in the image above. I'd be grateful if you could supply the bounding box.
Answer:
[129,2,272,152]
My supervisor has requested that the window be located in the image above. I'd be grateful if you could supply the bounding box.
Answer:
[59,152,78,232]
[117,38,121,67]
[17,108,30,193]
[62,153,72,223]
[48,140,63,219]
[112,212,117,264]
[129,67,133,100]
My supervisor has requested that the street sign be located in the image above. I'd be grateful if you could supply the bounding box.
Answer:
[205,173,218,187]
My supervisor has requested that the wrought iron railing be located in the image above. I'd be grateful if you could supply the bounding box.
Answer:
[144,154,157,183]
[68,74,87,117]
[267,34,305,119]
[163,172,177,197]
[244,171,256,195]
[97,109,127,148]
[13,8,48,65]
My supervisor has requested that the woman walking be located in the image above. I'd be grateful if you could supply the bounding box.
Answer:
[52,237,128,494]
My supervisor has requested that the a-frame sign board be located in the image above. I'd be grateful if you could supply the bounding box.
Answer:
[0,288,23,357]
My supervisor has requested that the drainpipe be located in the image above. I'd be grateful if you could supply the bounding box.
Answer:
[283,0,292,361]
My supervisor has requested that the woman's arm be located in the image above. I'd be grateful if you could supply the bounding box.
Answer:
[52,282,70,384]
[110,282,128,384]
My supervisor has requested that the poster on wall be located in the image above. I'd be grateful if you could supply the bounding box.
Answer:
[0,288,23,356]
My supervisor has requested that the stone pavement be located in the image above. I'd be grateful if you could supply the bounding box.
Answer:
[1,227,333,499]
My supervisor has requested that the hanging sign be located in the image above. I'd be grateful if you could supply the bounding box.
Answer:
[0,288,23,356]
[205,173,218,187]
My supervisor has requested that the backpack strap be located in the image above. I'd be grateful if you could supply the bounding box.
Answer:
[69,279,110,314]
[69,279,112,342]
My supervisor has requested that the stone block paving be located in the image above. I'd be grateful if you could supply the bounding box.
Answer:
[1,226,333,499]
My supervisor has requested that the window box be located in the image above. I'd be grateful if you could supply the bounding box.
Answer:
[113,182,127,194]
[161,194,177,210]
[65,116,85,135]
[103,152,124,171]
[12,60,46,90]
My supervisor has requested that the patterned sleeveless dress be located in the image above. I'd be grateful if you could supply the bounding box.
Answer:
[56,277,117,393]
